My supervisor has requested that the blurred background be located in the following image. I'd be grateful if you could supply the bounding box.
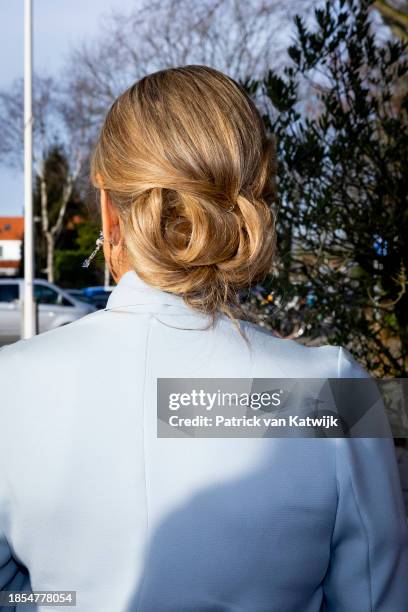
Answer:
[0,0,407,377]
[0,0,407,512]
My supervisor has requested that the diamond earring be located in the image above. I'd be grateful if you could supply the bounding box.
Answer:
[81,229,105,268]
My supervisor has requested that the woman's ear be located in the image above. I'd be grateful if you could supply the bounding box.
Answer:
[100,189,121,245]
[99,189,130,282]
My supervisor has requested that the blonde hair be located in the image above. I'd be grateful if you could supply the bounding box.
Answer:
[91,65,276,326]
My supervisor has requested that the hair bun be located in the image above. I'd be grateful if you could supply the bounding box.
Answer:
[91,65,276,322]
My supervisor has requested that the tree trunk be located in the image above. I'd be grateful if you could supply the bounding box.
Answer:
[45,232,54,283]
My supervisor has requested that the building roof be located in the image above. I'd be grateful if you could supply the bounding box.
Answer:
[0,217,24,241]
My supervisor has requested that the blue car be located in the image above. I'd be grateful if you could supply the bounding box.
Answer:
[66,286,115,310]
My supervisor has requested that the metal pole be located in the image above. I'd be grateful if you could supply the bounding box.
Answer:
[104,262,110,288]
[23,0,37,338]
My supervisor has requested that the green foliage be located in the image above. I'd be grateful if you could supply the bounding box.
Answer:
[54,249,104,288]
[75,221,101,253]
[252,0,408,376]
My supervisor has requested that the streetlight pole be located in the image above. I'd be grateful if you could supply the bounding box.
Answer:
[23,0,37,338]
[104,262,110,289]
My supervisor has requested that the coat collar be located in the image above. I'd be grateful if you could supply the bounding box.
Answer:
[105,269,196,313]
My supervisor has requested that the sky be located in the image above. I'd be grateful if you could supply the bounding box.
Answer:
[0,0,138,216]
[0,1,387,218]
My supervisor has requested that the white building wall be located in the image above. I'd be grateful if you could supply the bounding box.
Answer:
[0,240,21,260]
[0,240,22,276]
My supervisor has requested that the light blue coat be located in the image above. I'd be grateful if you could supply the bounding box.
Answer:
[1,269,407,611]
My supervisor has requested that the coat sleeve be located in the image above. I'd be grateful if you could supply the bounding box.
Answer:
[0,345,32,610]
[0,528,31,610]
[322,348,408,610]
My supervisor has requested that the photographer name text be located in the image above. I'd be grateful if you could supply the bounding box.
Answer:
[167,415,339,429]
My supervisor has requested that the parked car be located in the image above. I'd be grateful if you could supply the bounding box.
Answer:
[65,286,114,310]
[64,289,96,307]
[0,278,96,345]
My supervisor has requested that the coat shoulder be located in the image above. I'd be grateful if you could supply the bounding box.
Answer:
[0,310,108,370]
[238,319,342,378]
